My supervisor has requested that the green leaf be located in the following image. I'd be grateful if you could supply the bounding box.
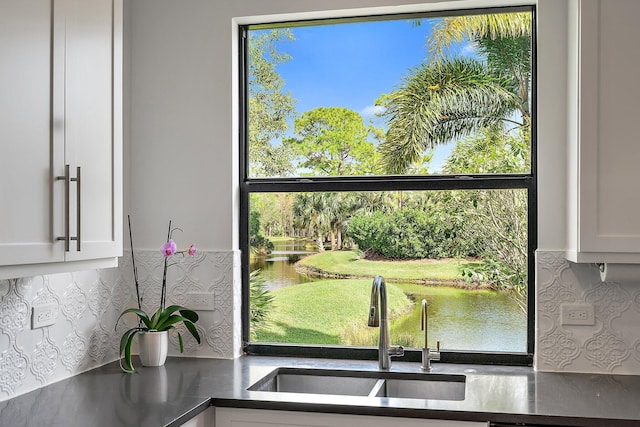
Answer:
[119,327,140,356]
[116,308,151,330]
[154,306,200,332]
[179,308,199,323]
[155,315,192,331]
[178,332,184,353]
[155,305,189,327]
[183,320,201,344]
[149,307,164,329]
[118,328,140,373]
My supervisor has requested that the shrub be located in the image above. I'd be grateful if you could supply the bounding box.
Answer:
[249,270,274,339]
[346,208,466,259]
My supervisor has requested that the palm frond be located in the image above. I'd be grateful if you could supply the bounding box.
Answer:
[428,12,531,60]
[380,58,520,174]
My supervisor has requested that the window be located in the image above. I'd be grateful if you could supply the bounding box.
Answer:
[240,6,536,365]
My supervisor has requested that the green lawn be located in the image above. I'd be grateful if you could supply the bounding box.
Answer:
[298,250,477,281]
[254,279,412,344]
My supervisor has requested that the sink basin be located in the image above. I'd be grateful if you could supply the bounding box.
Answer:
[371,377,466,400]
[248,368,466,401]
[248,368,380,396]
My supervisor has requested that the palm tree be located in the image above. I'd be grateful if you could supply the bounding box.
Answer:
[380,12,532,173]
[293,193,331,252]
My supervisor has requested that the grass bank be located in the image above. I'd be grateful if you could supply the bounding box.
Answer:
[253,279,412,344]
[296,250,483,286]
[268,236,308,243]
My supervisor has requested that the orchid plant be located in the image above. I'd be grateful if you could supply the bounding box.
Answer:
[116,218,201,373]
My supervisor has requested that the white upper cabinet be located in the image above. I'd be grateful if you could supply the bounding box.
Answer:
[0,0,62,267]
[61,0,122,262]
[566,0,640,263]
[0,0,122,279]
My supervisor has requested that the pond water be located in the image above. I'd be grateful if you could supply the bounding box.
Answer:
[250,239,317,290]
[251,239,527,353]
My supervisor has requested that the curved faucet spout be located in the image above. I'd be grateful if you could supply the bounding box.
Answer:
[368,276,385,328]
[420,298,440,371]
[368,276,402,370]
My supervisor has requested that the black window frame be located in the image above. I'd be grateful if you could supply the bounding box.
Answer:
[240,5,537,366]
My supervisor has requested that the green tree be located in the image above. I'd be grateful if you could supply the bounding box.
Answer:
[442,128,529,312]
[248,29,296,177]
[442,127,529,174]
[249,210,274,255]
[287,107,377,176]
[251,193,288,237]
[292,193,331,252]
[379,12,532,173]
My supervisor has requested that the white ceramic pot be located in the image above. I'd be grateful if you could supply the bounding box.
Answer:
[138,330,169,366]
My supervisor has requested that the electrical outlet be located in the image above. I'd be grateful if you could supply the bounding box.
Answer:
[561,303,595,326]
[186,292,215,311]
[32,303,57,329]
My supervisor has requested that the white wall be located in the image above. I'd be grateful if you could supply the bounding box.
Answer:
[127,0,567,252]
[127,0,575,370]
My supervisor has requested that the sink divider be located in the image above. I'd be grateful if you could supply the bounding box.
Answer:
[368,379,386,398]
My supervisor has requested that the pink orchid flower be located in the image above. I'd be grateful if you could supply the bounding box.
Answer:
[188,244,197,256]
[161,239,177,257]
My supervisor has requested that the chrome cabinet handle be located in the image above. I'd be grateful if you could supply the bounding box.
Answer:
[56,165,81,252]
[73,166,80,251]
[56,165,71,251]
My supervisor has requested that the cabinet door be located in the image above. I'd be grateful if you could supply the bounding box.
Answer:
[0,0,65,266]
[0,0,121,277]
[214,408,485,427]
[62,0,122,261]
[180,407,214,427]
[567,0,640,262]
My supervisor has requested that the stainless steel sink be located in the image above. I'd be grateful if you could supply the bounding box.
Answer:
[248,368,466,401]
[248,368,380,396]
[370,377,466,400]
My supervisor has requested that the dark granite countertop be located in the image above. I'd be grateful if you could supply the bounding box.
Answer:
[2,356,640,427]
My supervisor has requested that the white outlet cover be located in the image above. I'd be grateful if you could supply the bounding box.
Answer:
[32,303,57,329]
[186,292,215,311]
[560,303,595,326]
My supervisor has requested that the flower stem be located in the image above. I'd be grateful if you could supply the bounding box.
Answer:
[161,220,172,310]
[128,215,142,311]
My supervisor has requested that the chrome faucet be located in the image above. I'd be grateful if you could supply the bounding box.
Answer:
[368,276,404,370]
[420,299,440,371]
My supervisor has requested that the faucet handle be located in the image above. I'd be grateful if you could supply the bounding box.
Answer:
[389,345,404,357]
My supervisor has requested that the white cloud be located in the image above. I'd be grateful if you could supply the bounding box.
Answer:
[461,42,479,57]
[361,105,386,117]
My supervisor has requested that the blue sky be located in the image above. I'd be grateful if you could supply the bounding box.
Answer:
[260,18,475,173]
[276,19,434,119]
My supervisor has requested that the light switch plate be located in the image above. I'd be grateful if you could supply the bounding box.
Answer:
[32,303,57,329]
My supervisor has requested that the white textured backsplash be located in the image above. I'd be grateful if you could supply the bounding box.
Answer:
[0,250,240,402]
[131,249,241,360]
[5,248,639,401]
[536,251,640,374]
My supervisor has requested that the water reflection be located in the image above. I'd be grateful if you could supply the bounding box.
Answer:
[250,239,317,290]
[394,287,526,352]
